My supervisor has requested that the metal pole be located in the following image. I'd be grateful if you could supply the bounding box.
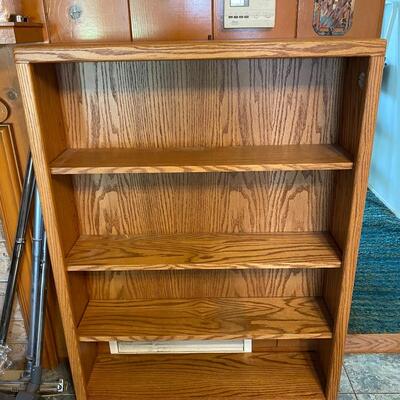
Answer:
[0,155,35,346]
[23,190,43,379]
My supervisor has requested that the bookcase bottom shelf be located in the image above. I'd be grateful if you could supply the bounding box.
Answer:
[87,352,325,399]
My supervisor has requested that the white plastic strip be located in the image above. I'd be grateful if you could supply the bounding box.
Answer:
[109,339,252,354]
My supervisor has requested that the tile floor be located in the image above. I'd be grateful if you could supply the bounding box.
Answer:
[339,354,400,400]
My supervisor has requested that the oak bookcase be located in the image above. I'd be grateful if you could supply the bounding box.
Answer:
[15,39,385,399]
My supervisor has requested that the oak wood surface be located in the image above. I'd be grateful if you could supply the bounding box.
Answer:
[66,232,341,271]
[14,39,386,63]
[321,56,386,400]
[15,38,387,400]
[87,269,324,300]
[345,334,400,354]
[78,297,332,342]
[57,58,343,150]
[73,171,334,236]
[16,63,92,399]
[87,352,325,399]
[50,145,353,175]
[130,0,212,41]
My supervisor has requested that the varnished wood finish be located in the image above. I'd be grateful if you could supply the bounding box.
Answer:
[297,0,385,39]
[87,352,325,400]
[87,269,324,300]
[72,171,333,236]
[78,297,332,342]
[57,58,343,150]
[16,63,92,399]
[66,232,341,272]
[14,39,386,63]
[20,0,49,41]
[346,334,400,354]
[0,22,44,45]
[214,0,297,40]
[43,0,132,43]
[130,0,212,41]
[16,40,386,400]
[321,56,386,400]
[50,145,353,175]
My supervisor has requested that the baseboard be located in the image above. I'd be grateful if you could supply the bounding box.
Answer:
[368,185,400,219]
[346,334,400,353]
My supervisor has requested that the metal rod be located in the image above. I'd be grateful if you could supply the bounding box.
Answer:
[28,233,49,392]
[23,190,44,379]
[0,155,35,346]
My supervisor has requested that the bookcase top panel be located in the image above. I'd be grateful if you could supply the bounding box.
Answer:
[14,39,386,64]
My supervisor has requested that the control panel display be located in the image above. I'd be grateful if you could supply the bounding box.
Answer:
[224,0,276,29]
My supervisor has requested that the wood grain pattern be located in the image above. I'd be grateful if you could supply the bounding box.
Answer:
[78,297,332,342]
[57,58,343,150]
[130,0,212,41]
[66,232,341,271]
[73,171,334,235]
[87,352,325,399]
[14,39,387,63]
[321,56,386,400]
[50,145,353,175]
[16,63,91,399]
[214,0,297,40]
[43,0,131,43]
[87,269,324,300]
[345,334,400,354]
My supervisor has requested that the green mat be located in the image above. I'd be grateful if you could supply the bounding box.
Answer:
[349,190,400,334]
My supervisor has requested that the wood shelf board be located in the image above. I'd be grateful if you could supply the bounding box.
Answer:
[78,297,332,342]
[14,39,386,64]
[87,352,325,399]
[66,232,342,271]
[50,145,353,175]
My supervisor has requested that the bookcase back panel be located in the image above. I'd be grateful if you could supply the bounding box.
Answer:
[86,269,324,300]
[57,58,344,149]
[72,171,334,235]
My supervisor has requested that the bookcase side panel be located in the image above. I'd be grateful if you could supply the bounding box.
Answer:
[16,63,95,400]
[320,56,385,400]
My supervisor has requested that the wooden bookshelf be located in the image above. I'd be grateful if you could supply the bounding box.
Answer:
[87,352,325,399]
[78,297,332,342]
[15,40,386,400]
[50,145,353,174]
[66,232,342,271]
